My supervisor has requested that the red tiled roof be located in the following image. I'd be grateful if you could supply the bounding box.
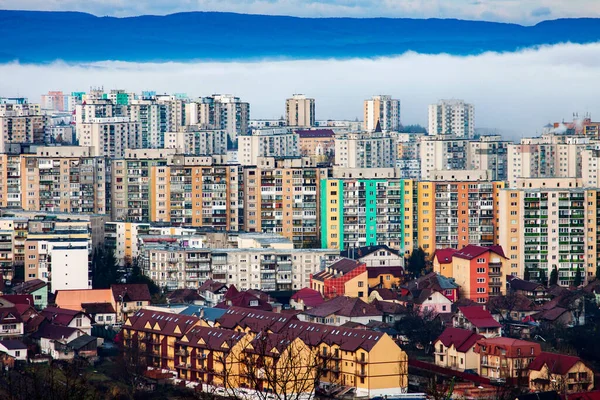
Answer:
[434,248,458,264]
[532,307,568,322]
[303,296,382,319]
[111,284,151,302]
[434,327,484,353]
[30,322,79,341]
[329,258,363,274]
[1,295,34,305]
[41,306,87,326]
[198,279,227,294]
[167,289,202,303]
[223,285,240,300]
[217,306,297,333]
[476,337,541,357]
[567,391,600,400]
[453,245,506,261]
[81,302,116,314]
[458,306,501,328]
[13,303,36,316]
[529,352,583,375]
[286,320,385,352]
[367,266,404,279]
[295,129,335,138]
[176,325,246,350]
[290,288,324,308]
[126,309,200,337]
[216,291,272,311]
[371,288,399,301]
[0,307,22,324]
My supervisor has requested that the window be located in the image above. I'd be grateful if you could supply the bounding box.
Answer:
[15,351,20,357]
[476,267,486,273]
[476,288,486,293]
[358,281,364,287]
[476,258,485,263]
[136,301,143,307]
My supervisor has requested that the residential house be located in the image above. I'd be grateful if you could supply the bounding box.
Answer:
[11,279,48,309]
[111,284,152,322]
[340,245,405,268]
[198,280,228,307]
[399,288,453,315]
[55,288,113,311]
[452,306,501,338]
[433,327,484,372]
[121,309,201,369]
[41,306,93,335]
[67,334,98,359]
[0,307,24,339]
[368,288,401,304]
[370,299,408,324]
[487,294,539,338]
[507,276,550,304]
[311,258,368,300]
[442,244,508,302]
[475,337,542,383]
[0,339,27,361]
[529,352,594,394]
[215,289,273,311]
[299,296,383,326]
[290,287,324,311]
[532,291,586,327]
[31,322,83,360]
[403,272,459,303]
[167,289,204,305]
[432,248,458,277]
[81,302,117,326]
[368,267,404,290]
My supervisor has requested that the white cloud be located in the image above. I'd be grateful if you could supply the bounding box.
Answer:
[1,42,600,138]
[2,0,600,24]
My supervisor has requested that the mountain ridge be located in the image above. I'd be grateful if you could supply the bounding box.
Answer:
[1,10,599,63]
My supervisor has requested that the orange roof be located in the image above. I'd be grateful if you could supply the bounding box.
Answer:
[55,289,113,311]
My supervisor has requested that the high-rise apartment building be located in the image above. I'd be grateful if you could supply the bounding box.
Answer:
[41,91,80,112]
[238,128,299,166]
[363,95,401,132]
[320,178,415,252]
[467,135,510,181]
[428,99,474,138]
[286,94,315,127]
[78,117,141,158]
[241,157,327,248]
[335,132,397,168]
[164,127,228,155]
[498,178,597,287]
[186,95,249,143]
[128,98,172,148]
[420,136,470,179]
[0,103,47,153]
[417,180,504,257]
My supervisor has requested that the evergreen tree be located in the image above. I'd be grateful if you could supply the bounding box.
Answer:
[574,265,582,287]
[92,247,120,289]
[407,247,427,278]
[127,265,160,297]
[549,267,559,286]
[524,267,531,281]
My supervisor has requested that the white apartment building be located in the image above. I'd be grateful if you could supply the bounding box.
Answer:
[78,117,141,158]
[428,99,474,138]
[185,95,250,143]
[419,136,469,179]
[466,135,510,181]
[164,127,227,155]
[363,95,401,132]
[335,132,397,168]
[238,128,299,166]
[286,94,315,127]
[128,99,172,148]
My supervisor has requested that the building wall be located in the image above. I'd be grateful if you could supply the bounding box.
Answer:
[529,361,594,394]
[343,271,369,300]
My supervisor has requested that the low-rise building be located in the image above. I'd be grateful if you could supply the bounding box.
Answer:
[475,337,542,383]
[11,279,48,309]
[0,306,24,339]
[0,339,27,361]
[528,352,594,394]
[299,296,382,326]
[311,258,368,300]
[433,327,484,372]
[111,284,152,323]
[452,306,501,338]
[41,306,93,336]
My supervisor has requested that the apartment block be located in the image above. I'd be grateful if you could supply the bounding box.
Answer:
[241,158,327,248]
[0,103,47,153]
[363,95,401,132]
[128,98,172,148]
[78,117,141,158]
[105,222,151,266]
[296,129,335,163]
[335,132,397,169]
[428,99,474,138]
[467,135,510,181]
[475,338,541,382]
[420,136,469,180]
[41,91,80,112]
[417,181,504,257]
[320,178,414,252]
[164,126,227,155]
[286,94,315,127]
[498,178,598,286]
[186,95,249,143]
[238,128,299,166]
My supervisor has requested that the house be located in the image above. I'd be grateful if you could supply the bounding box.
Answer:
[368,267,404,289]
[441,244,508,302]
[30,322,83,360]
[290,287,324,311]
[81,302,117,326]
[299,296,383,326]
[1,295,34,307]
[0,339,27,361]
[198,279,228,307]
[433,327,484,372]
[400,288,453,315]
[507,276,550,303]
[167,289,204,305]
[488,294,539,322]
[55,288,113,311]
[532,291,586,327]
[11,279,48,309]
[432,248,458,277]
[368,288,401,304]
[111,284,151,322]
[0,307,24,339]
[371,299,408,324]
[452,306,501,338]
[67,334,98,359]
[529,352,594,394]
[310,258,368,300]
[215,290,273,311]
[41,306,93,335]
[404,272,459,303]
[475,337,541,383]
[340,244,404,268]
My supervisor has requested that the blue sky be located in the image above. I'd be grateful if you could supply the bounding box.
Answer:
[1,0,600,24]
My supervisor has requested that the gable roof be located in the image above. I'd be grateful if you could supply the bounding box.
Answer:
[81,302,116,314]
[507,276,547,292]
[11,279,47,294]
[198,279,227,294]
[30,322,79,341]
[433,248,457,264]
[434,327,484,353]
[285,320,387,352]
[177,325,246,350]
[41,306,87,326]
[68,334,97,350]
[367,266,404,279]
[290,288,324,308]
[476,337,541,357]
[111,284,151,303]
[1,295,34,305]
[0,339,27,350]
[217,307,297,333]
[223,285,240,300]
[312,258,364,282]
[303,296,382,319]
[167,289,202,304]
[458,306,501,328]
[216,291,273,311]
[528,352,583,375]
[55,289,113,311]
[126,309,200,337]
[340,245,400,259]
[0,307,22,324]
[453,244,506,260]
